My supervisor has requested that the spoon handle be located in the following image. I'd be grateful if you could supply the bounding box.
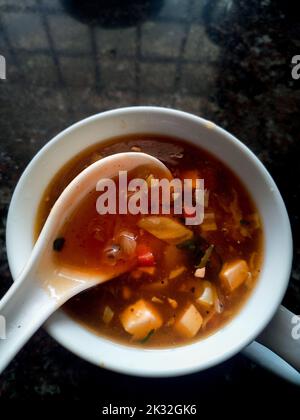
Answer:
[0,270,57,374]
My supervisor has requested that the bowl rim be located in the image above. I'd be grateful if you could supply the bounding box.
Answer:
[6,106,293,377]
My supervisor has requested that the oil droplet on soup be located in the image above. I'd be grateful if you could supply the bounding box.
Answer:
[36,135,263,348]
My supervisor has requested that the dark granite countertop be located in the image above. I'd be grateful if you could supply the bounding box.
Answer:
[0,0,300,407]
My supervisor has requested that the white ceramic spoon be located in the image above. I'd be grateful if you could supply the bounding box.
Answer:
[0,152,171,374]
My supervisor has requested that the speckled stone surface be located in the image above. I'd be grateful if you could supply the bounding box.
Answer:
[0,0,300,405]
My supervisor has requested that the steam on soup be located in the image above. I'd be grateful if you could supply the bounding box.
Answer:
[36,135,263,347]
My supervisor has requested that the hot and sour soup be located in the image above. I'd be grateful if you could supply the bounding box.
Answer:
[36,135,263,347]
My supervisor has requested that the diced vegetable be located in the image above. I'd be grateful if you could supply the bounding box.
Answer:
[196,281,215,308]
[103,306,114,324]
[152,296,164,304]
[131,145,141,152]
[169,266,186,280]
[138,216,193,245]
[136,244,155,266]
[174,304,203,338]
[196,244,214,268]
[194,267,205,278]
[167,298,178,309]
[120,299,163,340]
[219,259,249,291]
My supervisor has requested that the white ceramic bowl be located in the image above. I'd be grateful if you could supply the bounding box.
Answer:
[6,107,295,379]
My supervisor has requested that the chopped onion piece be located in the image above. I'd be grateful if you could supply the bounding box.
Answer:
[169,266,186,279]
[131,146,141,152]
[167,298,178,309]
[194,267,206,278]
[152,296,164,304]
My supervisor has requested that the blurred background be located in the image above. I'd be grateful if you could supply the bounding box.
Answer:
[0,0,300,405]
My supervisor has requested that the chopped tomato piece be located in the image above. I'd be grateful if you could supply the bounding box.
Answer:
[136,244,155,266]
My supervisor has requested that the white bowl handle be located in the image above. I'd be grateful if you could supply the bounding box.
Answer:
[242,305,300,385]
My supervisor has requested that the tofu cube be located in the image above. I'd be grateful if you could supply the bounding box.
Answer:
[120,299,163,340]
[219,259,249,291]
[196,281,215,308]
[174,304,203,338]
